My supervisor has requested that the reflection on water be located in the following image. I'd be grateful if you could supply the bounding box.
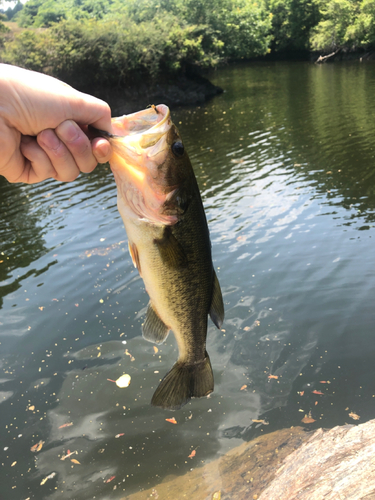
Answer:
[1,61,375,498]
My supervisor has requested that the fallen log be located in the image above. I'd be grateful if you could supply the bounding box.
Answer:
[315,51,339,63]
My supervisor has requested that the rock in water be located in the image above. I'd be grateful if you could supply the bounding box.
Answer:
[259,418,375,500]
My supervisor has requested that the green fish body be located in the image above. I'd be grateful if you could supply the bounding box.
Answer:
[103,105,224,409]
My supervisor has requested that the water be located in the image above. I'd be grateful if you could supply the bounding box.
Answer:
[1,61,375,499]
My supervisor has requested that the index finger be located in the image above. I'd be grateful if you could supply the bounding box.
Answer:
[71,93,112,133]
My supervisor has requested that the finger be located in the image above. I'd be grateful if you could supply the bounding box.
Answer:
[73,93,112,132]
[20,135,58,183]
[55,120,97,174]
[92,137,112,164]
[37,128,80,182]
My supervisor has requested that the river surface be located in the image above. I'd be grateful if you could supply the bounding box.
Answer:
[1,61,375,499]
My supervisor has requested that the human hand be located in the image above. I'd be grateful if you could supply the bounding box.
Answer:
[0,64,113,184]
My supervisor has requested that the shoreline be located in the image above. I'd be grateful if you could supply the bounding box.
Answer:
[89,73,224,116]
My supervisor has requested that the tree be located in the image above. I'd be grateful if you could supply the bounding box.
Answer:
[267,0,321,52]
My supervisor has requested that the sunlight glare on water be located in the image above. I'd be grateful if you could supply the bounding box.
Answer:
[1,61,375,499]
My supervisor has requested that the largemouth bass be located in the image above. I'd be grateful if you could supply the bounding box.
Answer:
[94,104,224,410]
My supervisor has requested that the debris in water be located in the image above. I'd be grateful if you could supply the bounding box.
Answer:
[165,418,177,424]
[40,472,56,485]
[349,412,360,420]
[252,419,269,425]
[301,412,316,424]
[115,374,131,388]
[61,450,77,460]
[30,440,44,452]
[59,422,73,429]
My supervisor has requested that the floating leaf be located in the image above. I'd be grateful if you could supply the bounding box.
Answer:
[188,450,196,459]
[40,472,56,485]
[125,349,135,361]
[153,346,159,354]
[30,440,45,452]
[252,419,269,425]
[28,405,35,411]
[59,422,73,429]
[61,450,77,461]
[212,492,221,500]
[11,461,17,467]
[301,412,316,424]
[115,374,131,388]
[165,418,177,424]
[349,412,360,420]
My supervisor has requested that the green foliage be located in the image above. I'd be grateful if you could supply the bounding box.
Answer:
[0,12,9,49]
[1,0,273,89]
[2,0,375,88]
[267,0,321,51]
[349,0,375,47]
[1,29,57,69]
[4,1,23,21]
[310,0,360,52]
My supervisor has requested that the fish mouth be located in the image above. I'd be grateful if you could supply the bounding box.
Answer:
[93,105,179,225]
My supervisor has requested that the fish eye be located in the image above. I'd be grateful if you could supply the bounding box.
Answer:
[171,141,184,157]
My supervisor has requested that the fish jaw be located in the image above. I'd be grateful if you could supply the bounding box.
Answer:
[108,105,181,226]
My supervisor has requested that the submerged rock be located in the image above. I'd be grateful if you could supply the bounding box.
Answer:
[122,426,309,500]
[123,419,375,500]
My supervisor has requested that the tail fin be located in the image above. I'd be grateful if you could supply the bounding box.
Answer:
[151,353,214,410]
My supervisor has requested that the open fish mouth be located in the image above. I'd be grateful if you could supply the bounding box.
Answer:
[91,105,183,225]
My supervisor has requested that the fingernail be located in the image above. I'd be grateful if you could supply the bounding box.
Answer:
[38,129,61,150]
[57,120,80,143]
[95,140,111,162]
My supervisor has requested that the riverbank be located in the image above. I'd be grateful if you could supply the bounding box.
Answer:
[122,419,375,500]
[91,73,224,115]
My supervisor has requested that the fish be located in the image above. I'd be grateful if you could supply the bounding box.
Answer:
[91,104,224,410]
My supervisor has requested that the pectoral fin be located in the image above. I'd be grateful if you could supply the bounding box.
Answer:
[128,241,141,274]
[153,227,188,269]
[142,302,170,344]
[209,271,224,329]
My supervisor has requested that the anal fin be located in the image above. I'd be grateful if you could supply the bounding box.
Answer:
[209,271,224,329]
[142,302,169,344]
